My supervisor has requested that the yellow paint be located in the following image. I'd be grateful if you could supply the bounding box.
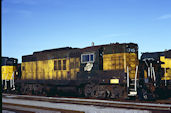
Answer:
[160,56,171,80]
[110,79,119,84]
[103,53,138,79]
[21,57,80,80]
[144,70,147,79]
[1,66,17,80]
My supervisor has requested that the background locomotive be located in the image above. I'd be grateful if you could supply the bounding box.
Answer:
[2,42,171,100]
[138,50,171,99]
[1,57,18,91]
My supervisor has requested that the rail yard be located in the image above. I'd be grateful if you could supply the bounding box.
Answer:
[2,94,171,113]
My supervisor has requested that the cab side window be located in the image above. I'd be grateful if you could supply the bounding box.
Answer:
[81,53,95,63]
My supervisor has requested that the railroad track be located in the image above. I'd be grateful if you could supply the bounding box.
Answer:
[2,94,171,112]
[3,102,84,113]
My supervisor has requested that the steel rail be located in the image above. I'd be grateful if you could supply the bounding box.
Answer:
[3,102,84,113]
[3,94,171,111]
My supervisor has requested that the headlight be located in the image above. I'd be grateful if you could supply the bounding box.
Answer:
[110,79,119,84]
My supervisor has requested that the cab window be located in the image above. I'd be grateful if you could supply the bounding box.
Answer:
[81,53,95,63]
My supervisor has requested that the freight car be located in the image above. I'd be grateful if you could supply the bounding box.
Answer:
[15,43,139,99]
[1,57,18,91]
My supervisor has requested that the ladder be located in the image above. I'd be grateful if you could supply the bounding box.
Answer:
[127,66,138,96]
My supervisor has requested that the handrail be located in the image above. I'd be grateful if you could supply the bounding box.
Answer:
[134,66,138,91]
[127,66,129,88]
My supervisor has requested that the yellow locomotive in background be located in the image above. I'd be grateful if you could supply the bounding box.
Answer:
[1,57,18,91]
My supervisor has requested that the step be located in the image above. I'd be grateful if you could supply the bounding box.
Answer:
[128,91,137,96]
[129,88,136,91]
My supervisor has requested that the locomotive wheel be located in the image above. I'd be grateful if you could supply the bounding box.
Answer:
[141,89,150,100]
[139,88,155,100]
[91,85,109,98]
[42,89,47,96]
[91,85,99,98]
[84,84,95,97]
[96,85,107,98]
[108,86,126,99]
[84,84,93,97]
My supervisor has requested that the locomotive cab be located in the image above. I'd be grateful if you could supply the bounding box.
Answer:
[77,43,139,98]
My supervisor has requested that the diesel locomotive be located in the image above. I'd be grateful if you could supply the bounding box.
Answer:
[138,50,171,99]
[1,57,18,91]
[2,42,171,100]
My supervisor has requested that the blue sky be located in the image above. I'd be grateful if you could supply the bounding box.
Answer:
[2,0,171,63]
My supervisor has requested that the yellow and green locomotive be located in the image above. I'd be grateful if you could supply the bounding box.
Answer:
[15,43,139,98]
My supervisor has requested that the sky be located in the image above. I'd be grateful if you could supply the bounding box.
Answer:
[2,0,171,63]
